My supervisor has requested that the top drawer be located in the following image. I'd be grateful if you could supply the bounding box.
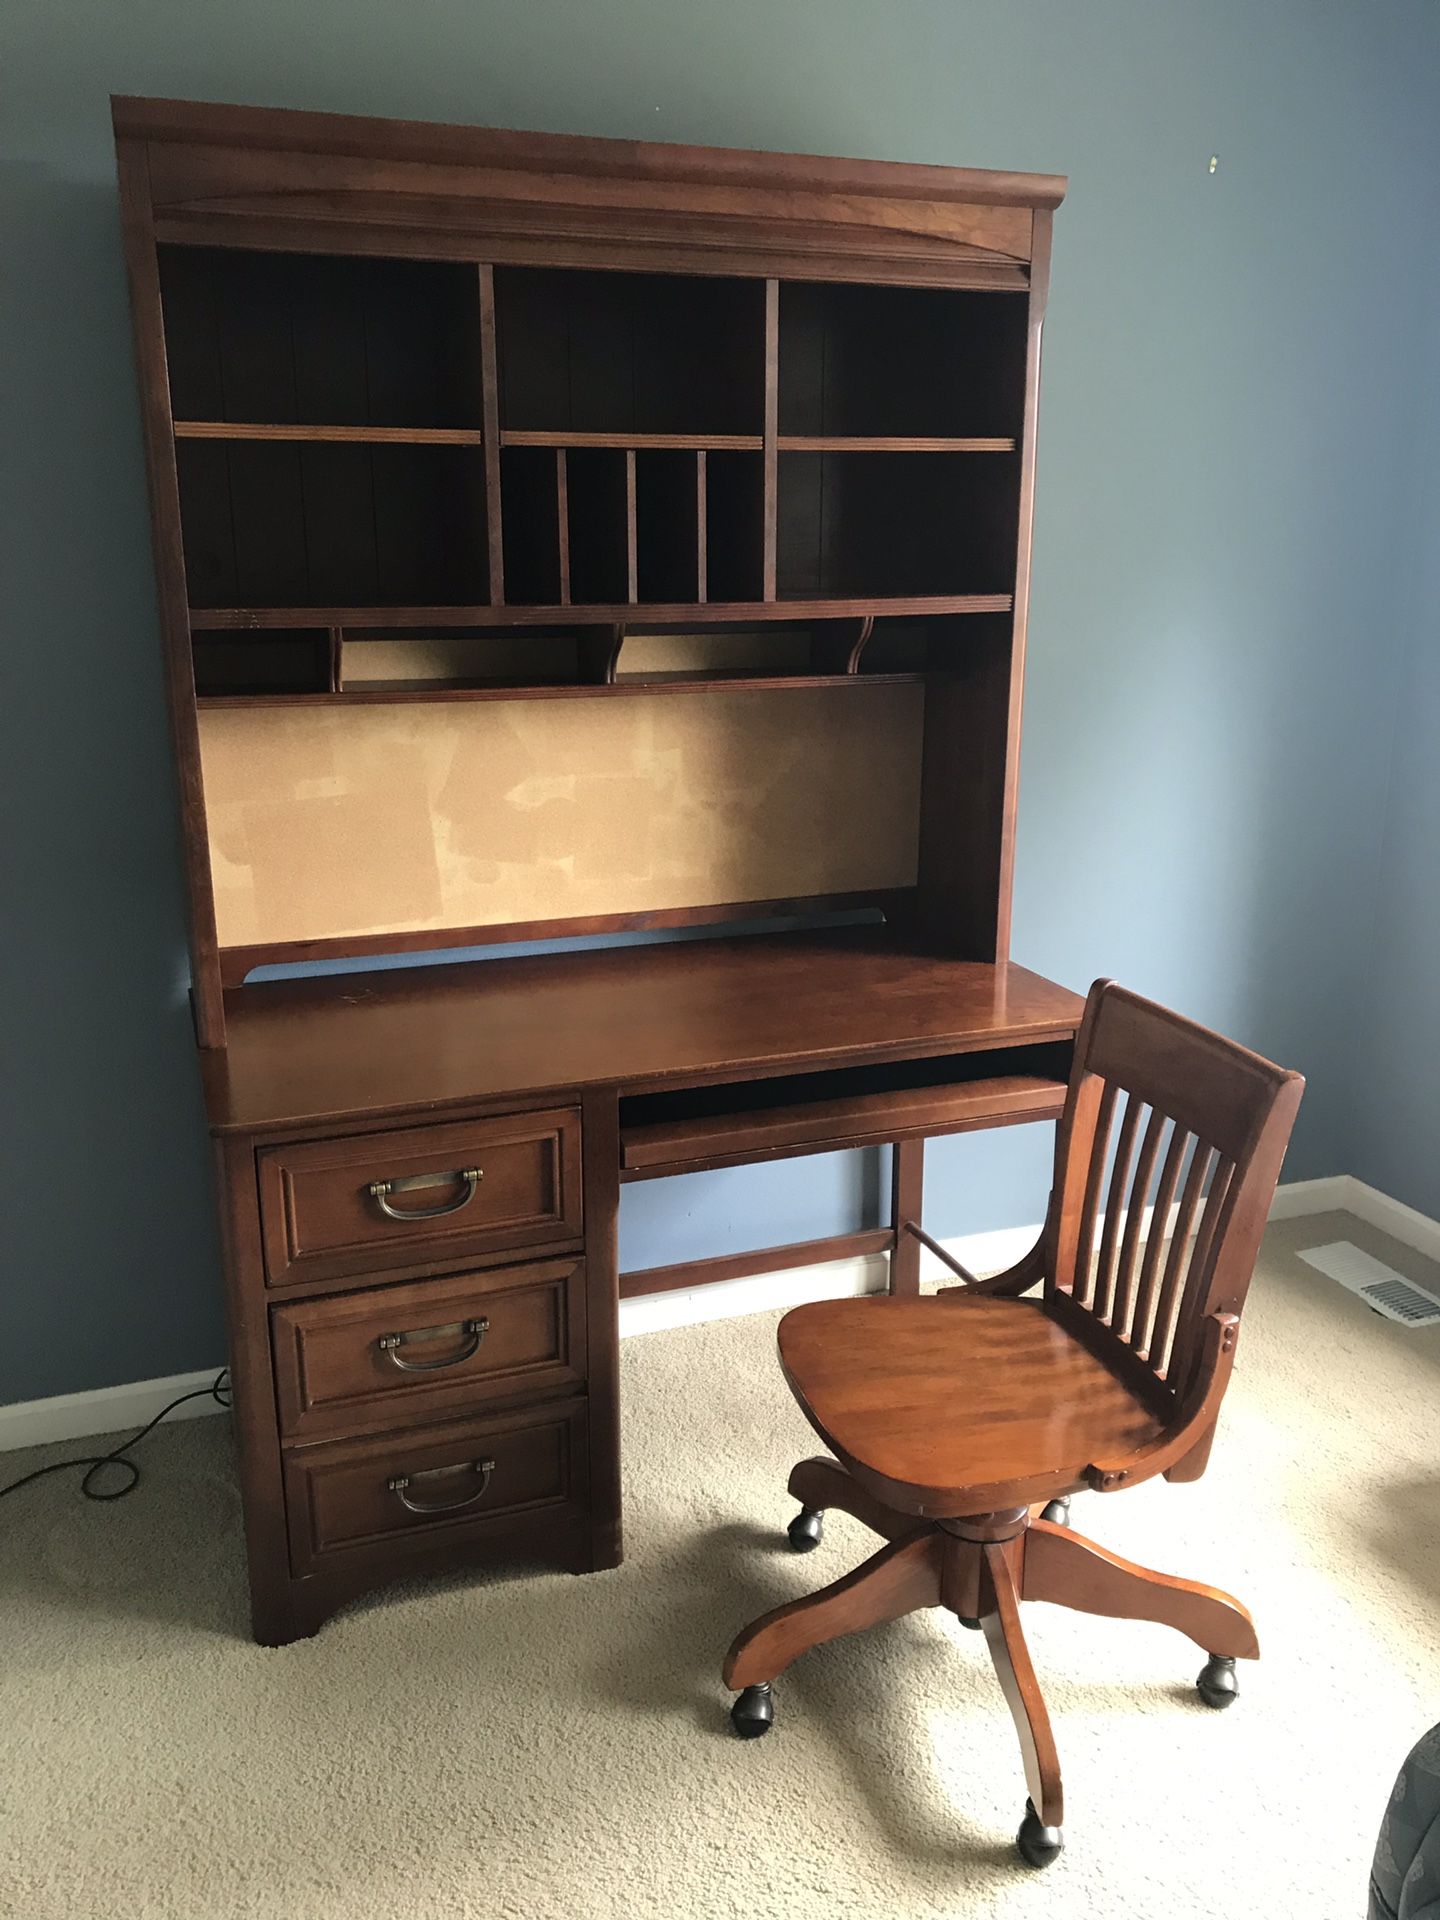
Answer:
[258,1109,583,1286]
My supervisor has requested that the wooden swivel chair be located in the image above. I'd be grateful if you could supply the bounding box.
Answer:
[722,980,1303,1867]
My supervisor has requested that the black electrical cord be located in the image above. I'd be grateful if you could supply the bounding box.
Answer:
[0,1369,231,1502]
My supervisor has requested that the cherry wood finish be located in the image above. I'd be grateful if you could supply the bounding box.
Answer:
[256,1108,583,1286]
[114,99,1079,1642]
[203,935,1084,1137]
[270,1256,586,1441]
[725,980,1302,1855]
[284,1396,588,1575]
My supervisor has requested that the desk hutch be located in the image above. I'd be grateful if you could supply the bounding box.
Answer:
[113,96,1083,1644]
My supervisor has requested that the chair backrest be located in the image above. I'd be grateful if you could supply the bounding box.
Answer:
[1045,981,1303,1420]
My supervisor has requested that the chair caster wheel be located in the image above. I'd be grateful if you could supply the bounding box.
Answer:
[787,1507,824,1552]
[1196,1655,1239,1709]
[731,1683,774,1738]
[1016,1798,1064,1868]
[1040,1497,1071,1525]
[956,1615,983,1631]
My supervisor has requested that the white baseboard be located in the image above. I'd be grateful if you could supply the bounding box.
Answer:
[0,1367,227,1456]
[7,1173,1437,1454]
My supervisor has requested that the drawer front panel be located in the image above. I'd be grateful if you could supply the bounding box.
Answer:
[272,1259,586,1440]
[258,1108,583,1285]
[285,1400,587,1575]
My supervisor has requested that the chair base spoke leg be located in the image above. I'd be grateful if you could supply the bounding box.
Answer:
[1023,1520,1258,1660]
[979,1540,1064,1833]
[724,1528,942,1692]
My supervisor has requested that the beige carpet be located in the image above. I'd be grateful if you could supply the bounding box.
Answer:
[5,1209,1440,1919]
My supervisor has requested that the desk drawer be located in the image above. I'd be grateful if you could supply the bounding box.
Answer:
[284,1399,587,1576]
[271,1258,586,1440]
[258,1109,583,1286]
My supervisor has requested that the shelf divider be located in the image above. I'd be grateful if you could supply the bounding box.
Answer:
[189,594,1014,630]
[501,430,762,451]
[555,450,571,606]
[762,279,779,601]
[477,264,505,606]
[625,451,638,604]
[172,422,486,444]
[776,435,1016,453]
[696,452,708,604]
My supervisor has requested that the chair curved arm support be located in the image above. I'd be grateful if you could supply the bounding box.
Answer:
[937,1236,1047,1300]
[1082,1312,1239,1492]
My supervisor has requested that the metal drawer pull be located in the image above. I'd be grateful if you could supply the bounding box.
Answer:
[367,1166,483,1221]
[388,1458,496,1515]
[378,1317,489,1372]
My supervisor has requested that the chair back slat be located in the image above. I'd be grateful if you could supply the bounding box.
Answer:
[1046,982,1302,1420]
[1061,1078,1116,1308]
[1109,1105,1169,1337]
[1091,1090,1144,1320]
[1126,1118,1189,1349]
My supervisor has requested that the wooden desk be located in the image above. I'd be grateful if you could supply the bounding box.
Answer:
[109,99,1076,1639]
[208,931,1081,1641]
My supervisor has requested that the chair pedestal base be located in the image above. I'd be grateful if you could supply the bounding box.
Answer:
[724,1458,1258,1863]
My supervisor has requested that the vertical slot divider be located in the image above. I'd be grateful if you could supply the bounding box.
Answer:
[328,625,344,693]
[762,279,779,600]
[477,265,505,605]
[696,450,708,603]
[555,449,571,605]
[624,449,638,604]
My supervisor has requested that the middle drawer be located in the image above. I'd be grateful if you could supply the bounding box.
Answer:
[272,1257,587,1441]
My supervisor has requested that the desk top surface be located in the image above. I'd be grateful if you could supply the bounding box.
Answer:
[201,931,1085,1136]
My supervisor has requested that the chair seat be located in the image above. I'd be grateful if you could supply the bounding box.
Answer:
[777,1294,1166,1517]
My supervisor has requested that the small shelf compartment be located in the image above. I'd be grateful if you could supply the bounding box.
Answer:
[778,282,1028,440]
[177,441,489,608]
[158,248,483,429]
[193,631,335,699]
[776,451,1021,600]
[494,267,766,438]
[619,1043,1073,1179]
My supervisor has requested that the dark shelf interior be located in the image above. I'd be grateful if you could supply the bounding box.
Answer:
[778,282,1028,439]
[776,450,1021,599]
[178,441,489,608]
[494,267,766,437]
[163,245,1030,676]
[158,247,482,429]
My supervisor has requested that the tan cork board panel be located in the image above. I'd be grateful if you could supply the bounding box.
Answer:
[198,685,924,949]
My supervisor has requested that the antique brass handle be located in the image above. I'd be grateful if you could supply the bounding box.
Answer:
[387,1458,496,1515]
[377,1317,489,1373]
[367,1167,482,1221]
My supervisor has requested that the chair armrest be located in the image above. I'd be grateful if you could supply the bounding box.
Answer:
[938,1235,1047,1299]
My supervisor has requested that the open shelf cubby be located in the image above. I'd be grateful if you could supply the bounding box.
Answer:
[777,282,1028,440]
[159,247,483,430]
[776,450,1021,600]
[494,267,766,439]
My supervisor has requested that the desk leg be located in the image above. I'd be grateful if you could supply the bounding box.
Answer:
[582,1087,624,1571]
[889,1138,924,1296]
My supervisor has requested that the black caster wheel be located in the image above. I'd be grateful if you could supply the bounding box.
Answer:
[787,1506,824,1552]
[1196,1654,1238,1709]
[730,1683,774,1738]
[1040,1496,1071,1526]
[956,1615,983,1631]
[1016,1798,1064,1868]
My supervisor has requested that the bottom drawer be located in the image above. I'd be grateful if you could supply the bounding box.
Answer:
[284,1399,587,1576]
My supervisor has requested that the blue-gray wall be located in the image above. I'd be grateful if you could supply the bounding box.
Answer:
[4,0,1437,1403]
[1351,250,1440,1223]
